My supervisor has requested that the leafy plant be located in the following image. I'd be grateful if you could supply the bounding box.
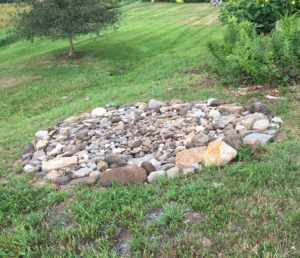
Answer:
[208,14,300,86]
[220,0,300,34]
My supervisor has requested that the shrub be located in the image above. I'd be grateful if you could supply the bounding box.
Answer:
[220,0,300,34]
[208,15,300,86]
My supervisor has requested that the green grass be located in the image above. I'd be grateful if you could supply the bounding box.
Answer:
[0,2,300,257]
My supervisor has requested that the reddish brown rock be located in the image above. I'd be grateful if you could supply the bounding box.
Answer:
[175,147,207,168]
[141,161,156,175]
[100,165,147,187]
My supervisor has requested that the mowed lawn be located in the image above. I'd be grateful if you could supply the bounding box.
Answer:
[0,3,299,257]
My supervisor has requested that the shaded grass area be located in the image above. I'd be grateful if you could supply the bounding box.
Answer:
[0,3,299,257]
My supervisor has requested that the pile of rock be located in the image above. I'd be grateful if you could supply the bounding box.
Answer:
[22,99,282,187]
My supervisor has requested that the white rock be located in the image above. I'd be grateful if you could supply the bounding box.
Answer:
[182,165,201,175]
[148,99,166,109]
[209,110,221,120]
[24,164,38,173]
[235,124,247,135]
[253,119,270,131]
[147,170,166,183]
[91,107,107,117]
[272,117,283,124]
[35,130,48,139]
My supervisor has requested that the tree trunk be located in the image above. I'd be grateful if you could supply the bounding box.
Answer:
[68,34,75,57]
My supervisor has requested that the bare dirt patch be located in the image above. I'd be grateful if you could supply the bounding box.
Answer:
[180,13,219,26]
[0,75,42,89]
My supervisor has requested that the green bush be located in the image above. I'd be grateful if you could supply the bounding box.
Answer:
[208,15,300,86]
[220,0,300,34]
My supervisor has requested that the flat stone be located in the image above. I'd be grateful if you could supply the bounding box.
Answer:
[48,144,63,157]
[91,107,107,117]
[147,170,166,183]
[253,119,270,131]
[100,165,147,187]
[243,133,275,146]
[73,167,92,178]
[175,147,207,168]
[148,99,166,109]
[141,161,156,175]
[70,176,98,186]
[202,140,237,166]
[42,156,78,172]
[219,104,245,114]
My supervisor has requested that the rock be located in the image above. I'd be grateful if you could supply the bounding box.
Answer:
[100,165,147,187]
[223,129,242,149]
[169,99,184,105]
[248,102,269,115]
[90,170,101,178]
[97,161,109,171]
[22,143,35,155]
[253,119,270,131]
[219,104,245,114]
[175,147,207,168]
[208,110,221,120]
[24,164,39,173]
[191,133,209,147]
[91,107,107,117]
[48,144,63,157]
[70,176,98,186]
[207,99,226,107]
[214,115,236,129]
[243,133,275,147]
[235,124,247,135]
[53,175,72,185]
[105,154,131,168]
[42,156,78,172]
[32,150,47,161]
[166,167,180,178]
[73,167,92,178]
[272,117,283,124]
[182,166,200,175]
[148,99,166,109]
[147,170,166,183]
[64,116,79,125]
[141,161,156,175]
[35,140,48,150]
[35,130,48,139]
[202,140,237,166]
[46,170,61,181]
